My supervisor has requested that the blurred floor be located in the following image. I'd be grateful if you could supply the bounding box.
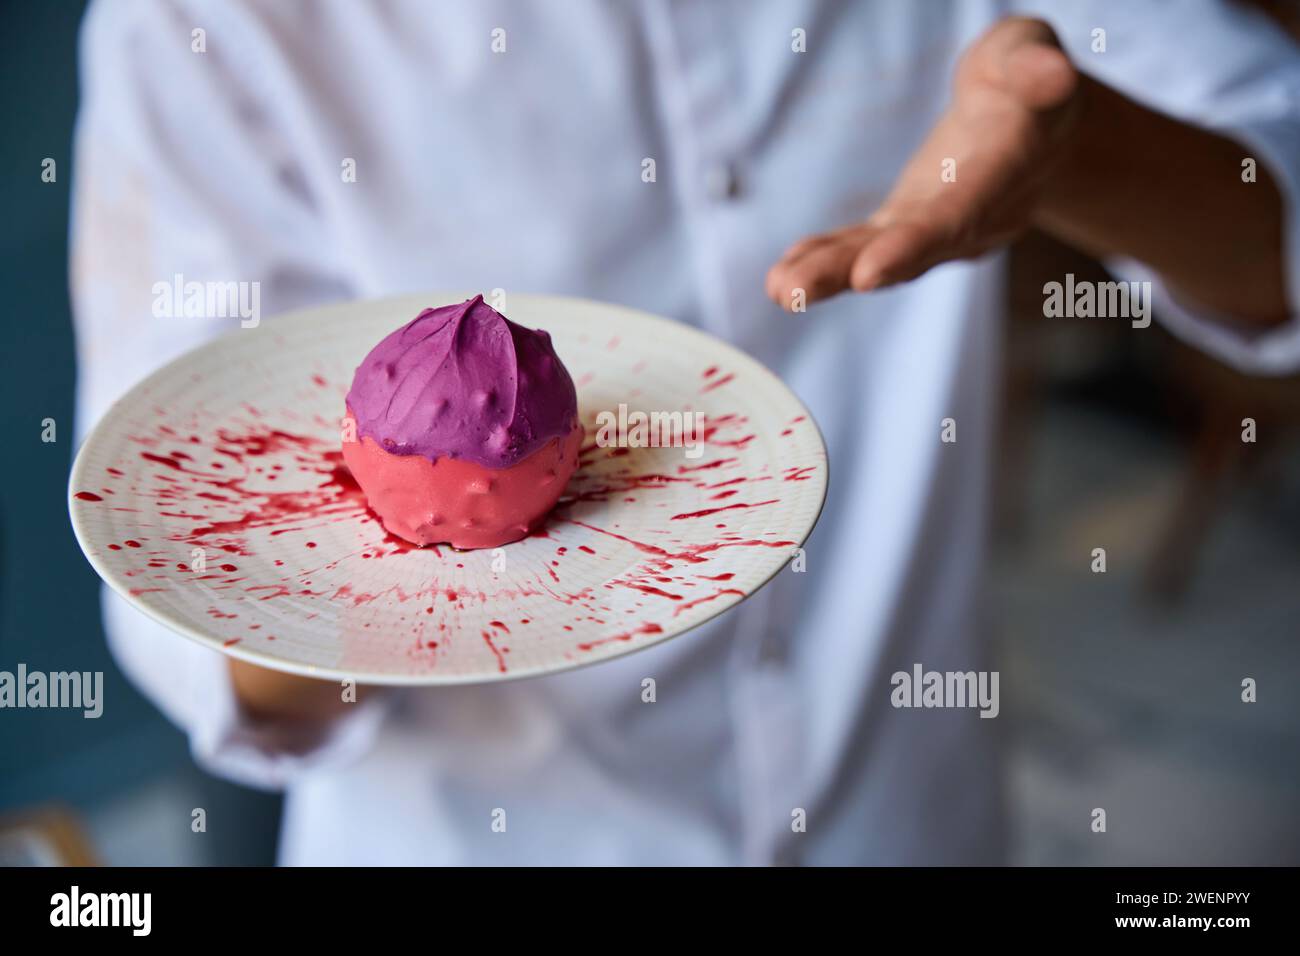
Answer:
[996,398,1300,865]
[86,764,279,867]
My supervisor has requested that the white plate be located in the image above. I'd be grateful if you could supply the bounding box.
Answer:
[69,293,827,684]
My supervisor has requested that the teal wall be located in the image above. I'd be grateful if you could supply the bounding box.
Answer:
[0,1,278,864]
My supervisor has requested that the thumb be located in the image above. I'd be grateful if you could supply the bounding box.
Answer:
[1001,42,1078,111]
[964,17,1079,112]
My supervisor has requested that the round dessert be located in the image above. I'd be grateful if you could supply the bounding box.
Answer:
[342,295,583,549]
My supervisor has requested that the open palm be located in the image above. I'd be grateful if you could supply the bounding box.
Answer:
[766,18,1083,310]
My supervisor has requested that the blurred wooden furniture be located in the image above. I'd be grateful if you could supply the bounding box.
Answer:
[1001,231,1300,601]
[0,806,100,866]
[1147,343,1300,598]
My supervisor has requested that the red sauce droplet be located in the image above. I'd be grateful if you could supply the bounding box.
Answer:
[700,372,735,393]
[670,500,778,521]
[578,622,664,652]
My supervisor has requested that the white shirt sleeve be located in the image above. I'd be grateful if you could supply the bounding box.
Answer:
[72,0,383,787]
[1020,0,1300,375]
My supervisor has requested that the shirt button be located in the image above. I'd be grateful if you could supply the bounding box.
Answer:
[704,162,741,201]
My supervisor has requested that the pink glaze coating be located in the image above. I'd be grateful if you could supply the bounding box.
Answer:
[342,411,583,549]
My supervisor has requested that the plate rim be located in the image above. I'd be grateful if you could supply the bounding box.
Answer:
[68,291,830,685]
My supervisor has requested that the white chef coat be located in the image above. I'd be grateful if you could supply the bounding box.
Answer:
[71,0,1300,865]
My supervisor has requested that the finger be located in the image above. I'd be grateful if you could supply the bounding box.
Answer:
[775,222,875,269]
[767,226,874,309]
[848,219,953,292]
[767,239,861,308]
[778,233,836,263]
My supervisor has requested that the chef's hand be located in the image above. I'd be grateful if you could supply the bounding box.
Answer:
[228,658,360,723]
[766,17,1080,308]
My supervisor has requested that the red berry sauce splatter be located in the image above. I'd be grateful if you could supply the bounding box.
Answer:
[71,368,822,675]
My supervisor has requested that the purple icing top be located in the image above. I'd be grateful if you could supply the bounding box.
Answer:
[346,295,579,468]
